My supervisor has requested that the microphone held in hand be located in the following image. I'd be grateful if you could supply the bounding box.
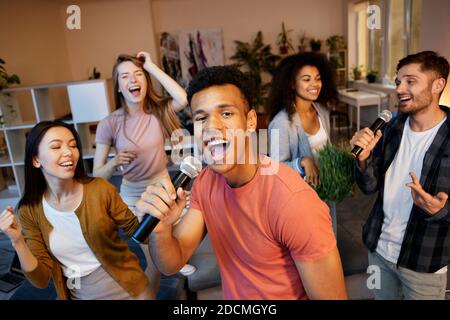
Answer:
[132,156,203,243]
[351,110,392,158]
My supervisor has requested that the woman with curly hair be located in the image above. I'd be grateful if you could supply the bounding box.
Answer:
[266,52,338,235]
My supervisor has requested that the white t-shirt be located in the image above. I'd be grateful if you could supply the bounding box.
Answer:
[377,117,447,273]
[43,197,101,278]
[305,116,328,164]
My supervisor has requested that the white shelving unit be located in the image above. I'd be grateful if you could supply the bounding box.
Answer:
[0,79,112,208]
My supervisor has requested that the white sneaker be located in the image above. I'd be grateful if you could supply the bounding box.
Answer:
[179,264,197,276]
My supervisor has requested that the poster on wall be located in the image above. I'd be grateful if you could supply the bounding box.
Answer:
[178,29,224,83]
[160,32,185,88]
[159,29,224,87]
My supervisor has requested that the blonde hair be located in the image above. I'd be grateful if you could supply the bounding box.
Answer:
[112,54,180,141]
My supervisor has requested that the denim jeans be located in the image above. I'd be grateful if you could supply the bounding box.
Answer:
[368,251,447,300]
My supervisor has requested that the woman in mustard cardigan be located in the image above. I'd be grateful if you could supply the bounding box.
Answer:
[0,121,153,299]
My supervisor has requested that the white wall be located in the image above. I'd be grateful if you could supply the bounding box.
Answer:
[151,0,348,64]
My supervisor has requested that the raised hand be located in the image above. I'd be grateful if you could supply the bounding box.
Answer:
[406,172,449,215]
[0,206,22,244]
[137,51,155,71]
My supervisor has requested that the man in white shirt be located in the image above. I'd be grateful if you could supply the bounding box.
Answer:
[351,51,450,299]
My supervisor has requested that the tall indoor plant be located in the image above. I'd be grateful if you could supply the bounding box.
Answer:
[230,31,280,108]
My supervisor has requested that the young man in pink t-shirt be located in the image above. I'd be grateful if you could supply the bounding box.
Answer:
[137,66,347,299]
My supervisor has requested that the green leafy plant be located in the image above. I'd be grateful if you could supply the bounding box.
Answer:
[366,69,378,83]
[298,31,308,53]
[309,38,322,52]
[326,35,346,52]
[352,65,363,80]
[0,58,21,126]
[0,58,20,90]
[314,144,355,203]
[329,53,344,69]
[277,22,294,54]
[230,31,281,107]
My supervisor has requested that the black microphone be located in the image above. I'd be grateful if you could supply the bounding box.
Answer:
[132,156,203,243]
[351,109,392,158]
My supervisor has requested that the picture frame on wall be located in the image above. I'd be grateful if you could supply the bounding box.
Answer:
[160,29,225,87]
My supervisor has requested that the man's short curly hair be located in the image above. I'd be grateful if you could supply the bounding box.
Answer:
[187,65,254,109]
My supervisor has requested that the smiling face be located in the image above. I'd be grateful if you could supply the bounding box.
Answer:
[395,63,438,114]
[33,127,80,182]
[294,65,322,102]
[191,84,256,177]
[117,61,148,108]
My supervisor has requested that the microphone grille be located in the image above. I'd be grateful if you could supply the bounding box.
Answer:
[180,156,203,178]
[379,110,393,123]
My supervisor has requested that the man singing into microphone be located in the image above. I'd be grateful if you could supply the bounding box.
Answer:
[350,51,450,299]
[136,65,347,299]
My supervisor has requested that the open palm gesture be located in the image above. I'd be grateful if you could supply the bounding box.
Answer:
[406,172,448,216]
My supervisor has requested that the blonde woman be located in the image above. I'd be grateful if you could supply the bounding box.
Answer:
[93,52,189,293]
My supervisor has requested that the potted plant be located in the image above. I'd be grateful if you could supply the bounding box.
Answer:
[326,35,346,52]
[0,58,21,126]
[314,144,355,204]
[298,31,308,53]
[309,38,322,52]
[352,65,363,81]
[366,69,378,83]
[276,22,294,55]
[230,31,281,109]
[88,66,101,80]
[0,58,20,90]
[329,54,344,69]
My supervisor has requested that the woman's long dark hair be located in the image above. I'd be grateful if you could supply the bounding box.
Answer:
[17,121,93,209]
[265,52,338,122]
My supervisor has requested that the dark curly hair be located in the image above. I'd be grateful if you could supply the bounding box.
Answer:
[187,65,254,110]
[265,52,337,122]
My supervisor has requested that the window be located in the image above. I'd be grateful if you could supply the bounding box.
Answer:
[351,0,421,84]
